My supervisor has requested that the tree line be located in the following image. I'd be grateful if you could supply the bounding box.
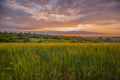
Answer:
[0,31,119,43]
[0,32,69,42]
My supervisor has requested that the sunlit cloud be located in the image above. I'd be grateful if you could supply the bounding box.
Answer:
[38,24,94,31]
[32,12,84,21]
[0,0,120,36]
[5,16,11,20]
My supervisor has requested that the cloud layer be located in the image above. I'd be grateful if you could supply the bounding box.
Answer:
[0,0,120,36]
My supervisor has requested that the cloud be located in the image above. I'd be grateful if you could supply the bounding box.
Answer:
[5,0,85,21]
[4,16,11,20]
[36,24,94,31]
[49,0,58,3]
[5,0,36,14]
[4,0,120,22]
[32,12,84,21]
[0,0,120,36]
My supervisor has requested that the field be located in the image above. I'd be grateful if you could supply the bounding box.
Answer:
[0,43,120,80]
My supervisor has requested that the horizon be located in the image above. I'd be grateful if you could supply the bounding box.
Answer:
[0,0,120,36]
[1,31,120,37]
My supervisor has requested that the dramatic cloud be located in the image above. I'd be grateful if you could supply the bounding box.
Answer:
[0,0,120,36]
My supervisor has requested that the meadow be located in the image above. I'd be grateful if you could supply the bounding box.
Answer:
[0,43,120,80]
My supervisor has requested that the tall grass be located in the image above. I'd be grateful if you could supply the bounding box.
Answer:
[0,43,120,80]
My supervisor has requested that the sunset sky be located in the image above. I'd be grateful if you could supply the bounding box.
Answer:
[0,0,120,36]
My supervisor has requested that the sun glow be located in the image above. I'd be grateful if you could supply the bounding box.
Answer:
[40,24,94,31]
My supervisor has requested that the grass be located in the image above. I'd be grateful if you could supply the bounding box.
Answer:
[0,43,120,80]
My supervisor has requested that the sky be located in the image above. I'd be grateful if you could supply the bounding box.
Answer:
[0,0,120,36]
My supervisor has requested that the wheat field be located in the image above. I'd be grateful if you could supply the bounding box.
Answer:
[0,43,120,80]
